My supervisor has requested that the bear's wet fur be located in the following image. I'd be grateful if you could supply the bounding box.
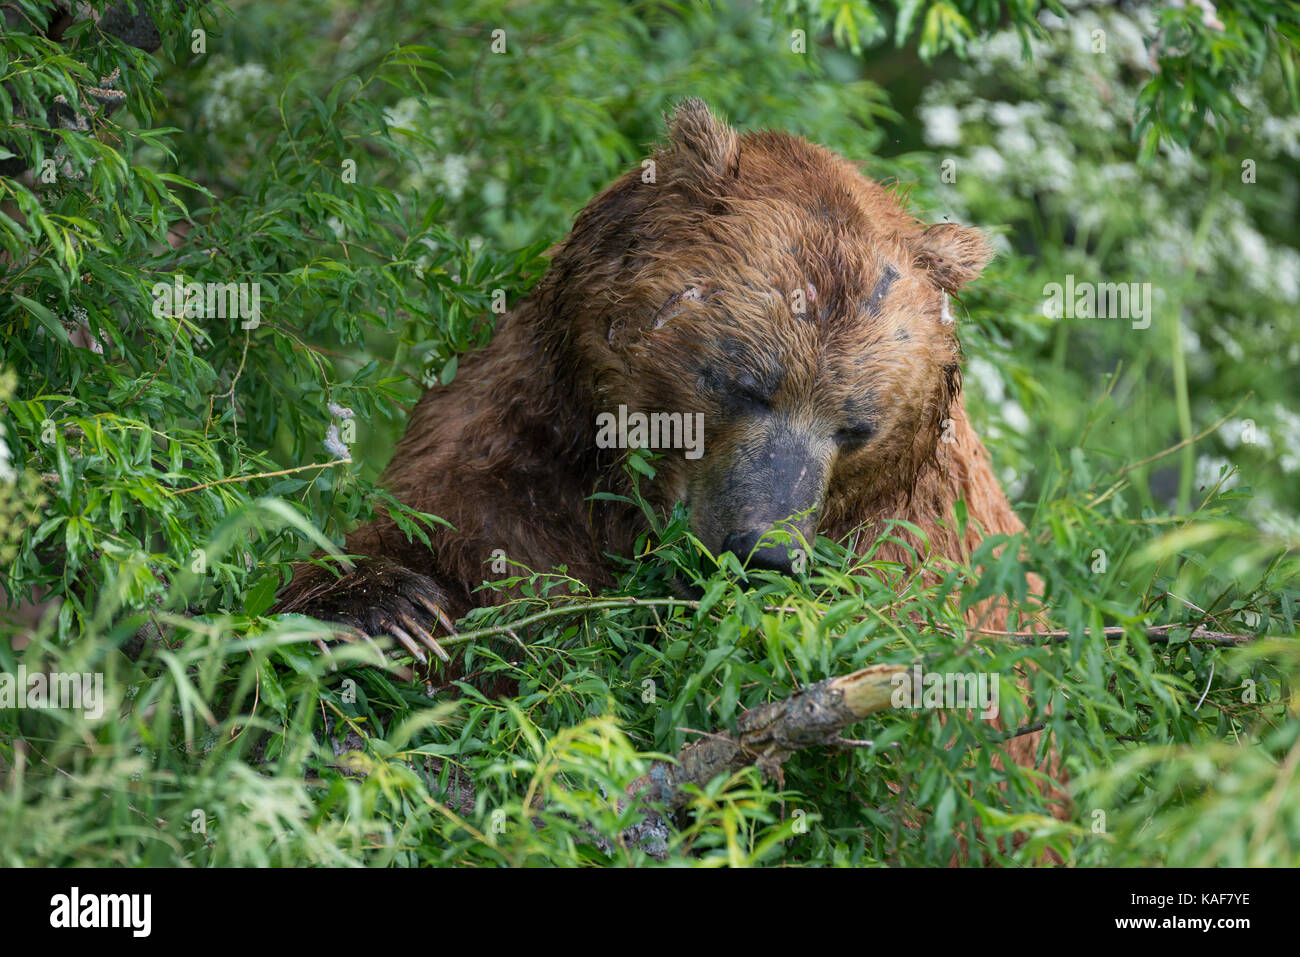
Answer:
[276,100,1062,819]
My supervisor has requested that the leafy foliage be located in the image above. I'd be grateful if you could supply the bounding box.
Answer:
[1,0,1297,866]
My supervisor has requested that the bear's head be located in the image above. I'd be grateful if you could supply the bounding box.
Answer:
[543,99,993,572]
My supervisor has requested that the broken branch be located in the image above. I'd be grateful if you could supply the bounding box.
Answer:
[626,664,907,815]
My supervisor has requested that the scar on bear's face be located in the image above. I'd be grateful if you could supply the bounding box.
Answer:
[651,283,710,330]
[607,282,711,343]
[864,264,899,318]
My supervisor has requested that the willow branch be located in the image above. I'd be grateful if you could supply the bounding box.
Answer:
[978,623,1267,647]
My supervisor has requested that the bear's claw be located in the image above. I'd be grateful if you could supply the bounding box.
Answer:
[274,557,459,673]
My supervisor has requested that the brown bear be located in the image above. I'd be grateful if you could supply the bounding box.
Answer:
[276,100,1054,792]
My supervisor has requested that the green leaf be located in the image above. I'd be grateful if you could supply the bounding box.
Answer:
[244,574,280,617]
[14,294,69,343]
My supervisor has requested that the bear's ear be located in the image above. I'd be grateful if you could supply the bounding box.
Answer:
[666,98,740,180]
[912,223,993,294]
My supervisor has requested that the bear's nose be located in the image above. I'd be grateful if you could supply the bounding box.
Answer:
[722,531,795,575]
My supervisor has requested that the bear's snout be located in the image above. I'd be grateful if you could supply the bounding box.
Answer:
[721,530,797,575]
[688,420,829,573]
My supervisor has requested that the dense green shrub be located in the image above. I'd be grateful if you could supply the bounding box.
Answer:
[1,0,1297,866]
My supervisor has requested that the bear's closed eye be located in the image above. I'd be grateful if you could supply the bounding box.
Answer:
[734,375,773,409]
[835,424,876,449]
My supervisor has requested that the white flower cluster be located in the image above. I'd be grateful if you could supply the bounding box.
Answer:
[0,429,15,484]
[1271,403,1300,475]
[382,97,474,201]
[965,354,1031,437]
[201,63,272,132]
[1194,454,1239,491]
[919,7,1159,200]
[383,97,421,133]
[924,4,1299,338]
[1204,200,1300,304]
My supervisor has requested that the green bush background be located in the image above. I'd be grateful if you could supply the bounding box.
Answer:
[1,0,1298,866]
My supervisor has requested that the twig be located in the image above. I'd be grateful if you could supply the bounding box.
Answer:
[166,459,351,495]
[1088,398,1249,509]
[437,593,1267,655]
[976,623,1264,647]
[121,317,186,409]
[437,597,703,648]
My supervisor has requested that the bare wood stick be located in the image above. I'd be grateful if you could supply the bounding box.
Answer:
[625,664,907,816]
[978,623,1266,647]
